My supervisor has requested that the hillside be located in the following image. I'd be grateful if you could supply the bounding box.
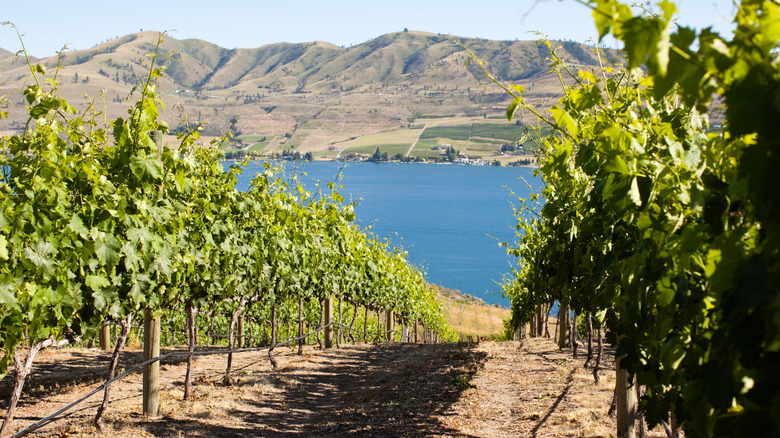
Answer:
[0,31,616,158]
[435,285,510,340]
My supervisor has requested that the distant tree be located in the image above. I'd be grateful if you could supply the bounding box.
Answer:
[372,147,381,161]
[73,72,78,83]
[445,146,457,162]
[404,28,408,32]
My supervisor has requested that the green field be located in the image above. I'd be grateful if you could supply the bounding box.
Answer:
[410,148,446,159]
[342,143,410,156]
[471,123,526,141]
[419,125,471,141]
[466,142,503,152]
[316,149,340,158]
[418,123,530,143]
[414,139,440,148]
[248,142,272,151]
[219,134,275,152]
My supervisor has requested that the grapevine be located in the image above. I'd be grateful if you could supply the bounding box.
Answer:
[0,31,455,435]
[500,1,779,436]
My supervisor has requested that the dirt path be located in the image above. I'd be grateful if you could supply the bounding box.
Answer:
[0,339,655,437]
[404,123,427,158]
[440,339,622,437]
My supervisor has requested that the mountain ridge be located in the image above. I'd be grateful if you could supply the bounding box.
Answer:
[1,31,616,153]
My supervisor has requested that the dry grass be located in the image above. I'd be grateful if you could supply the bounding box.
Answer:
[440,295,510,340]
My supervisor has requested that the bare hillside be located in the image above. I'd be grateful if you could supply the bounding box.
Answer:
[0,31,616,145]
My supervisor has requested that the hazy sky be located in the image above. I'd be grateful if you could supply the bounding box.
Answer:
[2,0,736,58]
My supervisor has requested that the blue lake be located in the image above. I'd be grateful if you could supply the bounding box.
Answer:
[231,161,540,307]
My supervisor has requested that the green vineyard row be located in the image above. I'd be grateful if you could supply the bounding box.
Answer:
[0,34,456,434]
[500,1,779,437]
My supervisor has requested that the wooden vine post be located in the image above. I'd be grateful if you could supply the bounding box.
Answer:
[237,316,245,349]
[142,307,161,417]
[297,297,304,354]
[385,310,394,342]
[402,321,410,342]
[323,296,333,348]
[143,131,164,417]
[535,304,544,337]
[99,320,111,352]
[616,347,637,438]
[558,304,570,349]
[376,308,382,341]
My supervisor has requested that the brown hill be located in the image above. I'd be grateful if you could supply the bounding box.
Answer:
[0,31,616,147]
[0,47,15,60]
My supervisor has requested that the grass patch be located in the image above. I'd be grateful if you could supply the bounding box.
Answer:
[414,139,440,148]
[466,142,502,152]
[238,134,271,142]
[410,148,446,159]
[471,123,526,141]
[420,125,471,141]
[418,123,537,144]
[317,149,340,158]
[347,128,422,148]
[247,142,271,151]
[343,143,410,155]
[441,298,509,341]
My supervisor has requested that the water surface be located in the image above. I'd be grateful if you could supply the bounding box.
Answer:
[232,161,539,306]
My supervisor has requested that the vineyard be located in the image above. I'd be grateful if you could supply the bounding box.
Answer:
[0,33,456,436]
[2,0,779,437]
[499,1,780,437]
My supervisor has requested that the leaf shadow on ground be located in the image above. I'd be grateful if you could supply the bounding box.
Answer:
[133,342,488,437]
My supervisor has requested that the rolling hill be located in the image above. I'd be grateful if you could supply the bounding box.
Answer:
[0,31,616,154]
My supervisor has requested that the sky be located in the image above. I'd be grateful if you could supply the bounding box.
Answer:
[2,0,737,59]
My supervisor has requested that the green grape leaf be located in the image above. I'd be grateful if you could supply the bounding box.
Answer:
[621,17,662,70]
[661,336,688,370]
[85,274,110,292]
[96,234,121,267]
[550,107,579,136]
[91,288,114,312]
[68,214,89,239]
[24,241,56,277]
[129,154,162,180]
[0,281,19,311]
